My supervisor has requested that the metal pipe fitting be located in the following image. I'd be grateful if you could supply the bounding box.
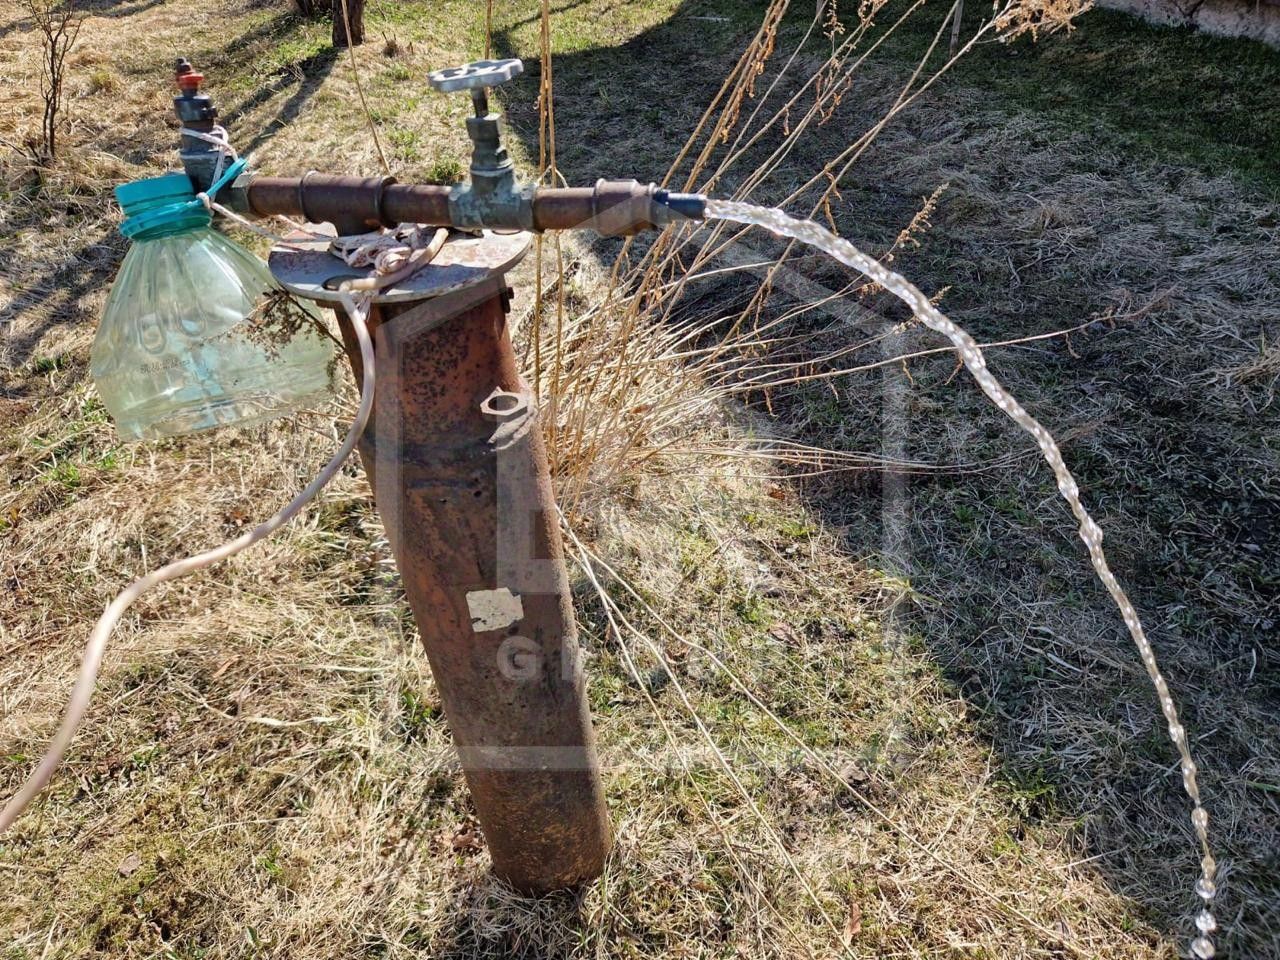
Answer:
[534,179,707,234]
[244,175,452,235]
[239,174,704,236]
[173,56,706,237]
[172,58,224,192]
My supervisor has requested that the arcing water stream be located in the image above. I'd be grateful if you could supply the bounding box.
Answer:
[706,200,1220,958]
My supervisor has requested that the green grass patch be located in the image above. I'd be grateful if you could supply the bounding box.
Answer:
[892,6,1280,195]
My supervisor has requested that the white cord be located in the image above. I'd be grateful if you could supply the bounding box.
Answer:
[181,125,237,190]
[0,122,453,835]
[180,126,449,287]
[0,290,375,835]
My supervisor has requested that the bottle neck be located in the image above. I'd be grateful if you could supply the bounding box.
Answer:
[127,219,211,241]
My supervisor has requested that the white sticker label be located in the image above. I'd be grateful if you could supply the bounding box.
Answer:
[466,587,524,632]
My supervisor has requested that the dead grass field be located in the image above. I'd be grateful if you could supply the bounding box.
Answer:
[1,1,1277,958]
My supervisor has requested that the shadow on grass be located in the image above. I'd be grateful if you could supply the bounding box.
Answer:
[398,880,590,960]
[0,226,121,373]
[474,0,1279,954]
[230,48,339,155]
[0,0,165,42]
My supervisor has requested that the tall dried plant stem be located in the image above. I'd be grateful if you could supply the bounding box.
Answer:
[339,0,390,175]
[543,0,1087,513]
[533,0,567,454]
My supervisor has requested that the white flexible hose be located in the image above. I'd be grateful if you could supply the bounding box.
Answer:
[0,290,375,835]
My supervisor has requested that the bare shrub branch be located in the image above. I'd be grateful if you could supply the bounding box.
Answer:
[21,0,83,166]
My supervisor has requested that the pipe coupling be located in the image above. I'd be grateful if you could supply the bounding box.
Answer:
[588,180,707,236]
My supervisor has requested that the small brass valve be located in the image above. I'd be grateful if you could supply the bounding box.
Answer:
[427,58,533,231]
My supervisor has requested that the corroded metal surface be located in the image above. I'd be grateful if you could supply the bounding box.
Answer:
[321,253,611,895]
[244,173,704,237]
[268,228,531,305]
[246,175,452,232]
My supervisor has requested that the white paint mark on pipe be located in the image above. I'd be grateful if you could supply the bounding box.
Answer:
[466,587,524,632]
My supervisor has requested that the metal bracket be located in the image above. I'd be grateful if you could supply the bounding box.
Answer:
[267,228,531,305]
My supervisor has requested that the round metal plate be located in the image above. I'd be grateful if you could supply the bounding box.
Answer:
[267,226,531,305]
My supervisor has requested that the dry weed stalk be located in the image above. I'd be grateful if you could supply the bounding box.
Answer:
[533,0,1088,518]
[1214,337,1280,412]
[21,0,83,166]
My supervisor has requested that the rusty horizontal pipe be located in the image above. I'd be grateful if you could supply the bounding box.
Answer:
[244,175,703,236]
[247,175,452,233]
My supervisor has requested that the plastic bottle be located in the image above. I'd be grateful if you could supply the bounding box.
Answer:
[90,173,334,440]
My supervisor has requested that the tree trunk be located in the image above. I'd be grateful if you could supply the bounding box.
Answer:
[331,0,364,47]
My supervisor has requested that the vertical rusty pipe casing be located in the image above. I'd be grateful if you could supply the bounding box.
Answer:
[333,269,611,894]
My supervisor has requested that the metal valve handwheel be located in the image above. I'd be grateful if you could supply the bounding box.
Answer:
[428,58,524,93]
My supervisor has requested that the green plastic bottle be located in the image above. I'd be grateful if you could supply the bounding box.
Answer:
[91,174,334,440]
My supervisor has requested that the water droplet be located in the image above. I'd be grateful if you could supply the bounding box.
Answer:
[1191,936,1215,958]
[1196,910,1217,933]
[1196,876,1216,900]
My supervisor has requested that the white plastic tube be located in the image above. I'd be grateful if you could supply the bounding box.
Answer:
[0,291,375,835]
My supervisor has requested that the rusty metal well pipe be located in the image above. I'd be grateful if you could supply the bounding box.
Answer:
[238,168,702,897]
[238,170,702,896]
[169,53,711,901]
[331,279,612,894]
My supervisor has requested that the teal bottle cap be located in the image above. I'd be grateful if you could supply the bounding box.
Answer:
[116,173,210,240]
[115,173,199,213]
[116,161,246,240]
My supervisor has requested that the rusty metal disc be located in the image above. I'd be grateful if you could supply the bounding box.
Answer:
[267,226,531,305]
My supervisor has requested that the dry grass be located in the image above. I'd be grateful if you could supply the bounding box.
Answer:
[813,101,1280,949]
[2,0,1277,958]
